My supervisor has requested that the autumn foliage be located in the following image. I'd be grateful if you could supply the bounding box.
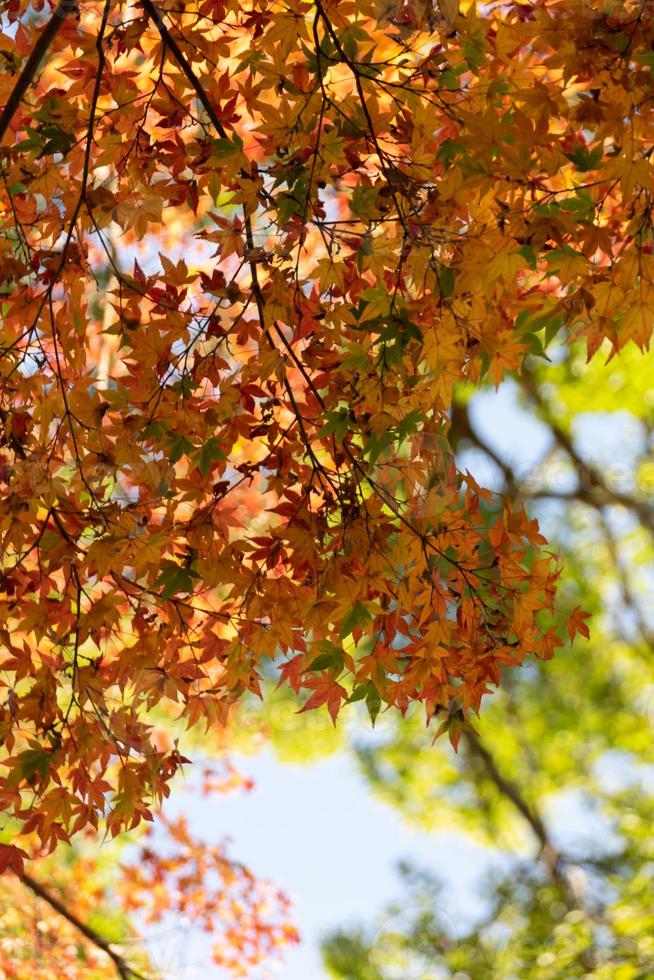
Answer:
[0,771,298,978]
[0,0,647,894]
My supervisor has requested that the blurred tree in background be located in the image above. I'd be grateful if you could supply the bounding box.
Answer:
[322,343,654,978]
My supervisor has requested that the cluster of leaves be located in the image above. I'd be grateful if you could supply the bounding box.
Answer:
[321,341,654,978]
[0,0,651,872]
[0,757,297,979]
[119,814,299,977]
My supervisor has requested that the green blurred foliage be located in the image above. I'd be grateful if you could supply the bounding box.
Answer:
[321,343,654,978]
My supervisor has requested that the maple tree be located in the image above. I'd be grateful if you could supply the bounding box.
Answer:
[1,0,654,969]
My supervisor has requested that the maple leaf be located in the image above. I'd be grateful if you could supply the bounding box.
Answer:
[300,676,348,725]
[0,844,28,878]
[567,607,591,643]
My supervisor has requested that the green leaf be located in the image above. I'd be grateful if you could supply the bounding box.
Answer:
[356,234,374,273]
[39,530,61,551]
[340,601,373,639]
[435,266,455,299]
[564,144,603,173]
[437,140,468,167]
[346,684,369,704]
[351,185,379,218]
[340,24,369,61]
[155,564,196,599]
[463,39,485,72]
[167,431,195,465]
[212,135,243,162]
[518,244,537,269]
[366,685,382,726]
[277,192,301,224]
[309,642,344,672]
[195,437,226,477]
[12,130,43,154]
[364,429,396,464]
[38,124,75,157]
[7,747,51,786]
[320,409,350,442]
[559,190,595,219]
[604,32,629,54]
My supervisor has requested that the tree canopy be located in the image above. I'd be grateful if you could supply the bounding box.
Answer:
[1,0,654,974]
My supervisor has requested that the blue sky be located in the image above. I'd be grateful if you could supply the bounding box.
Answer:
[154,746,495,979]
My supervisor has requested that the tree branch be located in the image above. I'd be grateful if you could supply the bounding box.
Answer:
[462,730,577,907]
[450,400,519,493]
[0,1,77,149]
[21,870,147,980]
[139,0,228,139]
[452,390,654,534]
[519,372,654,532]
